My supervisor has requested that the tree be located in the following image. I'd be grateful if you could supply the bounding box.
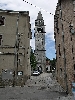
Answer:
[46,57,50,61]
[50,58,56,70]
[30,48,37,70]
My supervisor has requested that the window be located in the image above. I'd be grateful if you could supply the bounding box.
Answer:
[0,35,2,45]
[18,58,21,65]
[57,28,59,33]
[28,32,29,38]
[74,64,75,70]
[54,19,58,29]
[4,69,7,73]
[37,28,44,33]
[64,48,65,54]
[71,37,72,41]
[74,74,75,78]
[62,35,64,42]
[18,71,23,75]
[72,45,73,53]
[58,44,61,56]
[0,16,5,26]
[27,51,28,54]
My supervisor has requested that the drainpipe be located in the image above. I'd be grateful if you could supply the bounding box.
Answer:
[16,13,19,78]
[14,13,20,85]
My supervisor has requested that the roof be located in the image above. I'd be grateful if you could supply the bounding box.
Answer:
[0,9,29,15]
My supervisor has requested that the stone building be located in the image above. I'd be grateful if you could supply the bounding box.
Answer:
[54,0,75,94]
[0,9,32,86]
[34,11,46,72]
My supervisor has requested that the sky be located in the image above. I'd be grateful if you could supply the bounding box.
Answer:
[0,0,58,60]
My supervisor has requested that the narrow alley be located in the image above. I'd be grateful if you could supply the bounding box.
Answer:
[0,73,73,100]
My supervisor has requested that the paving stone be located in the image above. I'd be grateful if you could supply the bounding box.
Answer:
[0,73,73,100]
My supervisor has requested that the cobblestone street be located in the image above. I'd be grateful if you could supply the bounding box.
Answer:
[0,73,74,100]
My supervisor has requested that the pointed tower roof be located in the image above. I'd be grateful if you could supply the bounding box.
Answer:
[37,11,43,20]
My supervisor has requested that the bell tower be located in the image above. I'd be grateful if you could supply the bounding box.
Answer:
[34,11,46,72]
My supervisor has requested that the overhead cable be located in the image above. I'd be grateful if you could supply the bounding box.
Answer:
[22,0,71,25]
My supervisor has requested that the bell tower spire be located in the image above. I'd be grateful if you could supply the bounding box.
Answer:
[37,11,43,20]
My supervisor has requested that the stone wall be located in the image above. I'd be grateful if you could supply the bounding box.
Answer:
[54,0,75,94]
